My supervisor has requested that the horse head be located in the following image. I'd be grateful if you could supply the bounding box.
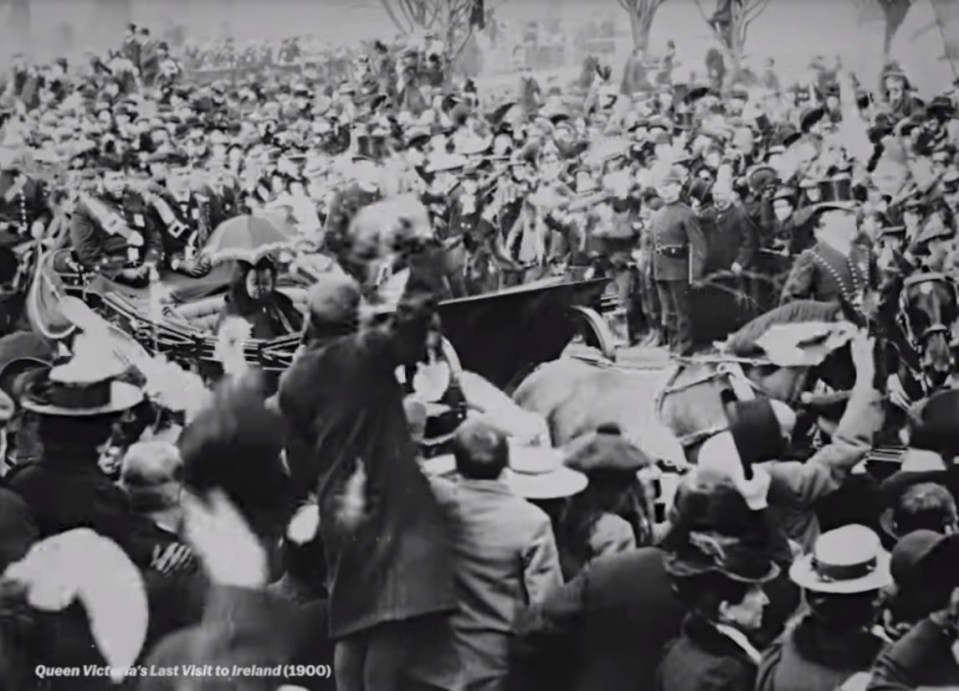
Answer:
[898,273,958,390]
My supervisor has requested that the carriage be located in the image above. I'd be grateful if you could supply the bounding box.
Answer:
[44,264,616,394]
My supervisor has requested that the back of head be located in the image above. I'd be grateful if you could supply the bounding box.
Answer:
[177,377,290,531]
[453,418,508,480]
[119,442,182,514]
[893,482,957,536]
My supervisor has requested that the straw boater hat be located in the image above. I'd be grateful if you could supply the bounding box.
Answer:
[790,524,892,594]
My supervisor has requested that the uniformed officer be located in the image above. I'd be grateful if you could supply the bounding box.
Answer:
[68,154,162,288]
[649,166,707,354]
[143,150,217,277]
[0,148,52,248]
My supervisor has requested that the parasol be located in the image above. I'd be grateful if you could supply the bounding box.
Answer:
[203,213,298,265]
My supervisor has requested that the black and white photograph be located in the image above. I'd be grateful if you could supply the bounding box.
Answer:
[0,0,957,688]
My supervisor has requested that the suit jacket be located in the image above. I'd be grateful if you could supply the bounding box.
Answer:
[650,200,707,282]
[515,547,684,691]
[5,451,168,568]
[70,190,162,275]
[867,614,959,691]
[431,477,562,682]
[700,202,759,274]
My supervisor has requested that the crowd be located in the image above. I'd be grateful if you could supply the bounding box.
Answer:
[0,11,956,691]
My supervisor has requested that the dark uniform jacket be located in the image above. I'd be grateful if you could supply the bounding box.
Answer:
[780,240,876,306]
[69,190,163,276]
[0,171,52,244]
[149,185,218,260]
[649,199,708,282]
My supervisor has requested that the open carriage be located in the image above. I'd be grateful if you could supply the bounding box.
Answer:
[44,260,614,394]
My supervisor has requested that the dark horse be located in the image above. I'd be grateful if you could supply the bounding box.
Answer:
[884,272,958,400]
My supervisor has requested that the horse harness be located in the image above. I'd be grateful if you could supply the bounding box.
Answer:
[895,272,959,398]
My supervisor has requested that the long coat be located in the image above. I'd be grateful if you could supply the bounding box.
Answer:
[514,547,684,691]
[278,249,456,640]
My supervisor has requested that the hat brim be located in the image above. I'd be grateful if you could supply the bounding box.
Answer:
[504,466,587,500]
[21,381,144,417]
[814,201,859,214]
[789,551,892,594]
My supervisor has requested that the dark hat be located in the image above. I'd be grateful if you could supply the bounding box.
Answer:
[562,423,652,475]
[746,164,779,195]
[664,529,780,584]
[146,148,188,167]
[800,105,826,133]
[813,173,858,213]
[890,530,959,591]
[879,221,906,238]
[928,95,956,119]
[911,389,959,457]
[684,85,715,106]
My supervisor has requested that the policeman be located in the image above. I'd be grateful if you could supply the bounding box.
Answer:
[649,166,707,354]
[69,154,162,288]
[0,148,52,248]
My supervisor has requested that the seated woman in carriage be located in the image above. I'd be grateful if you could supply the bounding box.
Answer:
[216,255,304,340]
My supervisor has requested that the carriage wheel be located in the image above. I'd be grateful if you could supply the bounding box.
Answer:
[568,305,617,361]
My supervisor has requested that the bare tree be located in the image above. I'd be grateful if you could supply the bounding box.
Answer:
[693,0,773,88]
[861,0,914,56]
[380,0,499,59]
[9,0,31,53]
[616,0,671,55]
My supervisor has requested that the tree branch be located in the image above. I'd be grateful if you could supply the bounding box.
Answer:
[380,0,410,32]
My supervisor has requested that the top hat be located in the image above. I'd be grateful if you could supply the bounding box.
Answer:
[813,173,858,213]
[790,524,892,594]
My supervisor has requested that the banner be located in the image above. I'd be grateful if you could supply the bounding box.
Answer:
[930,0,959,81]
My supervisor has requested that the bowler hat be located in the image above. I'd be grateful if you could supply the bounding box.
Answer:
[664,529,780,583]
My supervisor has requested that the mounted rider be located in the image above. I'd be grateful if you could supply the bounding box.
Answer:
[64,153,162,289]
[780,175,877,312]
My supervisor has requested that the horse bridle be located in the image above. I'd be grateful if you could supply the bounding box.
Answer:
[897,272,959,350]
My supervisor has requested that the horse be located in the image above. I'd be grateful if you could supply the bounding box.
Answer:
[884,272,959,401]
[512,300,860,465]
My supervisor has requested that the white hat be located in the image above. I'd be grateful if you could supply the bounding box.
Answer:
[505,446,587,500]
[789,524,892,594]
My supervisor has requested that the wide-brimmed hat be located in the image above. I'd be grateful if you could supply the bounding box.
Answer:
[799,105,825,133]
[664,530,781,583]
[20,333,142,417]
[790,524,892,594]
[505,446,587,500]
